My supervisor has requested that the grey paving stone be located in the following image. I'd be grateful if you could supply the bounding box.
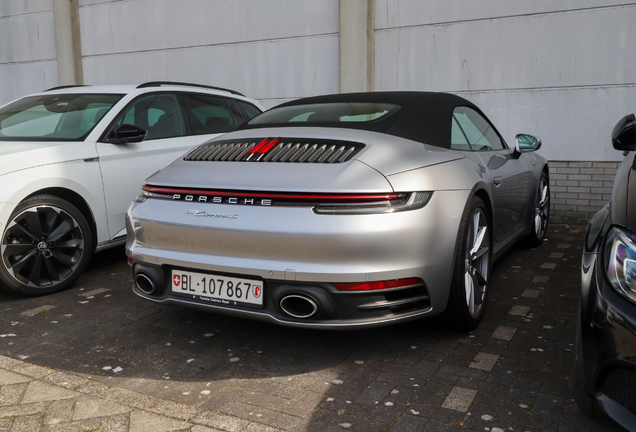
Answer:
[491,326,517,341]
[468,352,500,372]
[222,401,301,430]
[79,288,111,297]
[355,381,392,405]
[0,369,30,385]
[129,411,190,432]
[441,386,477,412]
[72,395,131,420]
[521,289,541,298]
[20,305,57,317]
[21,381,79,403]
[508,305,531,316]
[390,413,428,431]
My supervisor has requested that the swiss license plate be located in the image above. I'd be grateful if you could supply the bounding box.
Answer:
[171,270,263,307]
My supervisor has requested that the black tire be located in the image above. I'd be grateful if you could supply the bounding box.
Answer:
[527,172,550,247]
[445,196,492,331]
[0,194,93,296]
[574,319,605,416]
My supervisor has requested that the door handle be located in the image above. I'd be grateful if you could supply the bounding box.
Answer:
[493,176,503,187]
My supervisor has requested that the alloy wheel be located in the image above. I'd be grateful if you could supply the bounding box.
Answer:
[464,208,490,319]
[1,205,85,288]
[534,176,550,239]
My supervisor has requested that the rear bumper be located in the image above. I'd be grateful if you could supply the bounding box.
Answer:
[125,189,470,328]
[131,262,433,329]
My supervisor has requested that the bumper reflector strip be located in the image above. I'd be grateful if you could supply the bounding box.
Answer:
[334,278,423,291]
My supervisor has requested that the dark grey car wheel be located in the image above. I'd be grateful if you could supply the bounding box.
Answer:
[527,173,549,247]
[0,195,92,296]
[446,196,492,331]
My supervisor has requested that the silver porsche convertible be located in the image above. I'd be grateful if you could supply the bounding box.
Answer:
[126,92,549,331]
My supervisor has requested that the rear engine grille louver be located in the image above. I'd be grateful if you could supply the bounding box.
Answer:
[184,138,364,164]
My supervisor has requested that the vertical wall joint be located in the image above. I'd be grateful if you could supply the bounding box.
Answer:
[339,0,375,93]
[53,0,83,85]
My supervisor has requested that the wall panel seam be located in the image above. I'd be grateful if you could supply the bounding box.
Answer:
[81,33,338,59]
[0,59,57,66]
[375,3,636,31]
[0,11,53,20]
[450,83,636,95]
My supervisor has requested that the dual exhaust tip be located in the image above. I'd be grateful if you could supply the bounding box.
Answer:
[136,271,320,319]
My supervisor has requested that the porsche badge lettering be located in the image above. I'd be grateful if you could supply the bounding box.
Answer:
[173,194,271,206]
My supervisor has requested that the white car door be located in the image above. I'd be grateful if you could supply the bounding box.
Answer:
[96,93,197,239]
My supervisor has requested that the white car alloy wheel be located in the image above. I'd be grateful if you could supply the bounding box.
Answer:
[0,195,92,296]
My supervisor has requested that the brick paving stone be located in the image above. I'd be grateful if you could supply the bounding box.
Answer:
[355,381,393,405]
[390,413,428,431]
[222,401,301,430]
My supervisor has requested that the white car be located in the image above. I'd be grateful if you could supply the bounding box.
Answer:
[0,82,263,296]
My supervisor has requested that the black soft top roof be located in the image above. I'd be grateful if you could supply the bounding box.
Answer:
[243,91,483,149]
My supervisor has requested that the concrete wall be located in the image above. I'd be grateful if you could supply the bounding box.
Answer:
[375,0,636,163]
[1,0,635,222]
[0,0,58,105]
[78,0,339,109]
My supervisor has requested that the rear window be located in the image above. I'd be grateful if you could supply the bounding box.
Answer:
[0,93,123,141]
[249,102,399,125]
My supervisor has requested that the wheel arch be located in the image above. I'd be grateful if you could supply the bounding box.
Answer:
[25,187,98,252]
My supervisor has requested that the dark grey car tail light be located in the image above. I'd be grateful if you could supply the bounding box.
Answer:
[184,138,364,164]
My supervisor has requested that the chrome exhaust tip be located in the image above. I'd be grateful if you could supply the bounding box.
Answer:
[135,273,156,295]
[280,294,319,319]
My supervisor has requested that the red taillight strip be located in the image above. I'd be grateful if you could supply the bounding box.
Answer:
[333,278,423,292]
[142,185,402,203]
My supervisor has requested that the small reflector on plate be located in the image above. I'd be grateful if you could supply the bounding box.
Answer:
[333,277,422,291]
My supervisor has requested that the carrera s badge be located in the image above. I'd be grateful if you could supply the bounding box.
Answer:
[186,209,238,219]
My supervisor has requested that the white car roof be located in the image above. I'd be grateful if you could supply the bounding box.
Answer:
[35,82,252,101]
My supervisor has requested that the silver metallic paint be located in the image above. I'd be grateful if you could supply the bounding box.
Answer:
[127,126,548,328]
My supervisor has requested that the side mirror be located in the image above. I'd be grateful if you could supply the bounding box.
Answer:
[611,114,636,151]
[106,124,147,144]
[515,134,541,153]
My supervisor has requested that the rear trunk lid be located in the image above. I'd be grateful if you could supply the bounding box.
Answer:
[145,127,463,193]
